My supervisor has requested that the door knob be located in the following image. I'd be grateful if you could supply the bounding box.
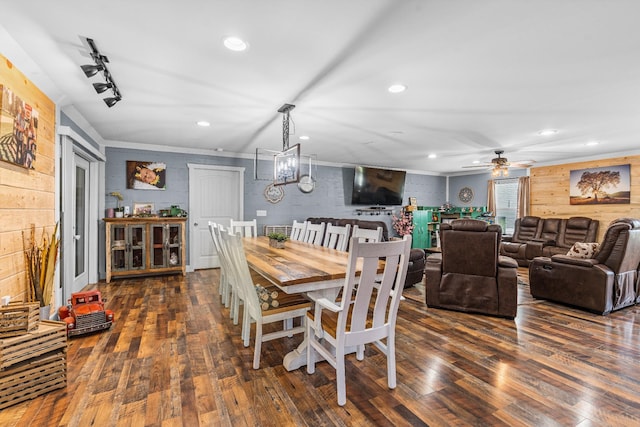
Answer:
[74,235,81,241]
[194,222,199,227]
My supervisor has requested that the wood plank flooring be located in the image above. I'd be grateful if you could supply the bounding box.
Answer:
[2,268,640,426]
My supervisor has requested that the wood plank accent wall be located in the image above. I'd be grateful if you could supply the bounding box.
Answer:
[530,154,640,242]
[0,53,56,303]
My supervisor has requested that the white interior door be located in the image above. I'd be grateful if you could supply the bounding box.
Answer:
[188,164,244,270]
[72,155,90,294]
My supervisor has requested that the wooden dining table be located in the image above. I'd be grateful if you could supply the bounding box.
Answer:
[242,236,383,370]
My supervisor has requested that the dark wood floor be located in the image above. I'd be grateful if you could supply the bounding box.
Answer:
[2,268,640,426]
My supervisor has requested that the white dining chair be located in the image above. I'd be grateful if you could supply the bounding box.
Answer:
[290,220,307,241]
[351,225,383,243]
[210,223,244,325]
[322,223,351,251]
[208,222,231,307]
[230,219,258,237]
[221,229,311,369]
[303,222,326,246]
[306,235,412,406]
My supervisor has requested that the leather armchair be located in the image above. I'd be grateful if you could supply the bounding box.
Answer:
[404,248,425,288]
[425,219,519,318]
[500,216,542,266]
[529,218,640,314]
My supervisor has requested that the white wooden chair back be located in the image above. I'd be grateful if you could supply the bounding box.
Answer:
[351,225,383,248]
[322,223,351,251]
[306,235,412,405]
[303,222,326,246]
[290,220,307,241]
[230,219,258,237]
[210,223,244,325]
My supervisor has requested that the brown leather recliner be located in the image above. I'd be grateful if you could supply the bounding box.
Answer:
[529,218,640,314]
[500,216,542,266]
[425,219,519,318]
[404,248,425,288]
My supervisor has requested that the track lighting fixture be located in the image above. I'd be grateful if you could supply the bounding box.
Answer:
[80,37,122,107]
[92,82,113,94]
[81,64,104,78]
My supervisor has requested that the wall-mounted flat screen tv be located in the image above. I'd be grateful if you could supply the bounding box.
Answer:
[351,166,406,206]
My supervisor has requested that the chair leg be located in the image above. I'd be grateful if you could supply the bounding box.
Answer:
[336,348,346,406]
[242,309,251,347]
[232,289,241,325]
[284,318,294,337]
[253,321,263,369]
[356,344,365,361]
[387,336,397,389]
[306,323,316,374]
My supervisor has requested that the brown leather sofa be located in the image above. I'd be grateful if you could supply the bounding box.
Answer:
[306,217,425,288]
[529,218,640,315]
[425,219,518,318]
[500,216,599,266]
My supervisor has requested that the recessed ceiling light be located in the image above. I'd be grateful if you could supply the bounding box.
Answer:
[196,121,210,127]
[537,129,558,136]
[472,160,480,164]
[428,153,437,159]
[299,135,310,140]
[585,141,599,146]
[388,84,407,93]
[223,36,248,52]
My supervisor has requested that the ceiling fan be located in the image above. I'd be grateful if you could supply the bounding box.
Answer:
[463,150,535,176]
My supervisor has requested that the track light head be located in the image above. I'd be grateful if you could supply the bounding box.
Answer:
[93,82,113,94]
[103,96,121,108]
[81,64,104,78]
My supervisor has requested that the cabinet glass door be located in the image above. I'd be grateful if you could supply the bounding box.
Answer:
[150,224,167,268]
[167,224,182,267]
[111,225,127,271]
[129,225,146,270]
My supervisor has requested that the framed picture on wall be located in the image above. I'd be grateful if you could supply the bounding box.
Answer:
[0,84,39,169]
[127,161,166,190]
[569,164,630,205]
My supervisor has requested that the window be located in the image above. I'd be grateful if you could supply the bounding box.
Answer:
[494,179,519,234]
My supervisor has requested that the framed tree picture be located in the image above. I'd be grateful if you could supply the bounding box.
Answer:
[569,164,630,205]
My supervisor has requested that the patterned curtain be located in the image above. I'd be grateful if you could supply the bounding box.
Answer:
[517,176,530,217]
[487,179,496,214]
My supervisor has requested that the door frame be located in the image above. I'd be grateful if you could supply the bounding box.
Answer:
[187,163,244,271]
[59,126,105,307]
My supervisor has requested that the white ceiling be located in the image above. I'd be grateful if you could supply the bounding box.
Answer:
[3,0,640,174]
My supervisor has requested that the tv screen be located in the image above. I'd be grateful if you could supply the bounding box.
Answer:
[351,166,406,206]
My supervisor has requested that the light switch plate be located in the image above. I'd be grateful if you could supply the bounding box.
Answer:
[256,210,267,217]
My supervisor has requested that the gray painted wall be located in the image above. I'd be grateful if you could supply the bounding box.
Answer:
[449,169,527,208]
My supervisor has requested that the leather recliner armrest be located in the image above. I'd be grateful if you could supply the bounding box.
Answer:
[549,254,599,267]
[498,255,518,269]
[426,253,442,264]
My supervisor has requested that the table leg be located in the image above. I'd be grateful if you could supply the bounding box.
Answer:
[282,287,341,371]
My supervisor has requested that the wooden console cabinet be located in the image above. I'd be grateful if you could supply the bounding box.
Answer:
[104,217,187,283]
